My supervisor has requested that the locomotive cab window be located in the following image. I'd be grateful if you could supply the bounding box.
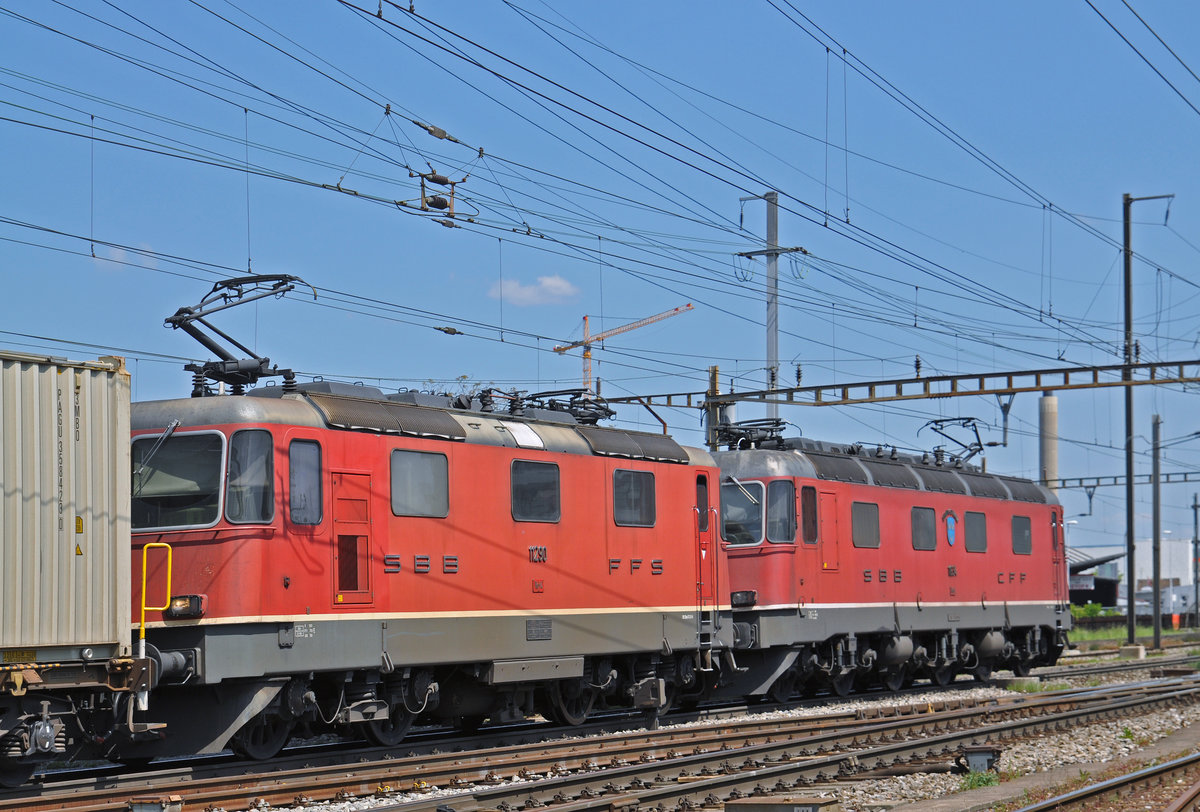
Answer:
[766,480,796,543]
[851,501,880,549]
[391,449,449,518]
[801,485,818,544]
[911,506,936,551]
[512,460,560,522]
[722,479,763,545]
[131,431,223,530]
[226,429,274,524]
[289,440,322,525]
[965,511,988,552]
[614,469,656,527]
[1012,515,1033,555]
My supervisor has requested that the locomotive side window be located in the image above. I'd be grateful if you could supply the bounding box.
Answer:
[721,480,764,545]
[614,469,656,527]
[801,485,818,544]
[696,476,710,532]
[131,431,223,530]
[851,501,880,548]
[766,480,796,543]
[965,510,988,552]
[911,506,936,551]
[226,430,274,524]
[391,450,449,518]
[1012,515,1033,555]
[512,460,560,522]
[289,440,322,525]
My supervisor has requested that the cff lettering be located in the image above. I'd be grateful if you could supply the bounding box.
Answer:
[609,558,664,575]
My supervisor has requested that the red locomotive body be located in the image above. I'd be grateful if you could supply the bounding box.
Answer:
[715,439,1070,698]
[124,384,727,758]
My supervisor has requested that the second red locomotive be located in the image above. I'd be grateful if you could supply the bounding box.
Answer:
[714,426,1070,700]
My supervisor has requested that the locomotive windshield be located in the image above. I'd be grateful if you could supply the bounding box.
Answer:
[721,480,764,545]
[131,432,223,530]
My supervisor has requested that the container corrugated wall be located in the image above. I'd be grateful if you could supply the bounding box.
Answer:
[0,351,131,656]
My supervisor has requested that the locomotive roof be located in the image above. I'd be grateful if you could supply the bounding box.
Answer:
[132,382,714,467]
[713,438,1057,505]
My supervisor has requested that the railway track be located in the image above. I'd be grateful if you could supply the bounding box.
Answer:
[1033,651,1200,681]
[1011,750,1200,811]
[6,676,1199,812]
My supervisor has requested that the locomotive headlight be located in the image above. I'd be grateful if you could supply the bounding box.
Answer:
[164,594,207,619]
[731,590,758,608]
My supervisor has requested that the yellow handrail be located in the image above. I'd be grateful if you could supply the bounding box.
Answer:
[139,542,173,652]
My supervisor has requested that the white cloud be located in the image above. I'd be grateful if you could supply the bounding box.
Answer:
[92,243,157,272]
[488,274,579,306]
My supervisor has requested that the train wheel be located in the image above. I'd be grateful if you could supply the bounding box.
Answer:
[655,682,678,719]
[363,708,415,747]
[932,666,956,687]
[547,681,597,726]
[231,714,294,760]
[882,666,906,693]
[768,671,797,703]
[0,759,35,788]
[1011,661,1032,678]
[830,671,855,697]
[971,662,994,683]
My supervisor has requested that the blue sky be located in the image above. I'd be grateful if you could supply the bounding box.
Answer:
[3,1,1200,577]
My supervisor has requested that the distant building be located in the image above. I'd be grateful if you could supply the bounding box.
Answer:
[1066,547,1121,607]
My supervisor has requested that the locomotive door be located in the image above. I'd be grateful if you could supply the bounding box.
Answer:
[695,474,718,604]
[1050,510,1064,604]
[331,471,373,605]
[818,491,840,571]
[694,473,718,661]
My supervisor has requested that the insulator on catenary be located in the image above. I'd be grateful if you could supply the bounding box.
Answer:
[425,196,450,210]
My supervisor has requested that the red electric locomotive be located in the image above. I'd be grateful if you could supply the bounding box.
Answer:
[712,425,1070,700]
[122,380,728,759]
[111,276,729,761]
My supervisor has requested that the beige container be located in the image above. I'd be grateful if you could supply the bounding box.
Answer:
[0,350,131,659]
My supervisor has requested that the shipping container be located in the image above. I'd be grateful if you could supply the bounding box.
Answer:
[0,350,131,659]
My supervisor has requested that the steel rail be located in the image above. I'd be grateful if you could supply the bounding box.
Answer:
[1012,751,1200,812]
[374,681,1200,812]
[6,679,1196,812]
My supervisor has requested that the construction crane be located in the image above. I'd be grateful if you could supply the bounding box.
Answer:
[554,303,693,391]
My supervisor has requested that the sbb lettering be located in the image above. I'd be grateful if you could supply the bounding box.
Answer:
[382,554,461,575]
